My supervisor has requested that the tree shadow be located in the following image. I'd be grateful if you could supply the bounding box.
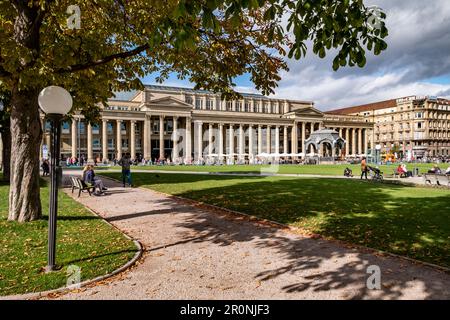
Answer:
[63,249,137,265]
[170,200,449,299]
[151,176,450,299]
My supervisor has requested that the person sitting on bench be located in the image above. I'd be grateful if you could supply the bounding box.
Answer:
[400,163,413,178]
[428,165,442,174]
[83,165,107,195]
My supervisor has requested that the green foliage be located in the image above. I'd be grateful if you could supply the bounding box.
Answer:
[0,0,388,123]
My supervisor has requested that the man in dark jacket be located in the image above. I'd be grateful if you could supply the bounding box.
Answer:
[118,153,133,187]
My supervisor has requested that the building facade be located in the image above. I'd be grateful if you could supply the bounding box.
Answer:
[38,85,373,164]
[328,96,450,159]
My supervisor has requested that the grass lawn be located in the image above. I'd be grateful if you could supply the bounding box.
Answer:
[102,172,450,268]
[107,163,442,176]
[0,179,137,296]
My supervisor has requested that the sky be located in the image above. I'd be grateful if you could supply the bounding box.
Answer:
[139,0,450,111]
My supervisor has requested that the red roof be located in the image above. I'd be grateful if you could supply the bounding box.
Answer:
[326,99,398,115]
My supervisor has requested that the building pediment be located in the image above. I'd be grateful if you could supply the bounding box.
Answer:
[284,106,324,119]
[140,96,193,112]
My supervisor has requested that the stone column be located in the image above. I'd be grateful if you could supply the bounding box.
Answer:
[116,120,122,160]
[239,124,244,160]
[281,126,287,154]
[102,119,108,162]
[71,119,77,158]
[343,128,348,156]
[258,125,262,155]
[301,122,306,153]
[219,123,224,162]
[87,123,93,163]
[291,123,298,156]
[143,116,150,160]
[358,128,363,155]
[248,125,254,158]
[352,128,356,156]
[364,129,369,154]
[266,125,271,154]
[159,115,165,160]
[232,100,236,112]
[130,120,136,160]
[208,123,214,156]
[185,117,192,163]
[203,95,207,110]
[229,124,234,162]
[194,121,203,162]
[172,116,178,161]
[275,126,280,156]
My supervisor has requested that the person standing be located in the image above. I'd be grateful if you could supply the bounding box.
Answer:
[118,152,133,187]
[360,157,368,180]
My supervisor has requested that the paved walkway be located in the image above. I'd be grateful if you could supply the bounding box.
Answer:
[56,175,449,300]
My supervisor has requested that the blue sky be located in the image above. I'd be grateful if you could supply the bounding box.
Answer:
[139,0,450,111]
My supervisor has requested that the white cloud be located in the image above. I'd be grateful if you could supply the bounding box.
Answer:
[272,0,450,110]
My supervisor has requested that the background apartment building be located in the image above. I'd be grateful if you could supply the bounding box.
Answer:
[328,96,450,159]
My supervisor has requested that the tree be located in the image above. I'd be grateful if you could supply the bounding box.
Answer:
[0,89,11,182]
[0,0,388,222]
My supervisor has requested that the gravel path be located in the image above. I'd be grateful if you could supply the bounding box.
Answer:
[56,176,449,300]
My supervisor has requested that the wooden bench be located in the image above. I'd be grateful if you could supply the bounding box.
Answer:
[423,174,450,187]
[70,177,95,197]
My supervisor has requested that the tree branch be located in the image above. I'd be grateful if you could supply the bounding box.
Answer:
[57,44,150,74]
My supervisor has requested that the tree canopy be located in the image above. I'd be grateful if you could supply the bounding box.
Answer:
[0,0,388,122]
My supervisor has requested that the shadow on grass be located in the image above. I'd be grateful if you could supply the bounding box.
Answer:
[64,249,137,265]
[110,172,450,299]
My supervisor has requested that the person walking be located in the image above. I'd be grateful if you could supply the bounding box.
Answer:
[360,157,368,180]
[118,153,133,187]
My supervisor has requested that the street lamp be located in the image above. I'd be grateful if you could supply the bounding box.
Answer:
[38,86,73,272]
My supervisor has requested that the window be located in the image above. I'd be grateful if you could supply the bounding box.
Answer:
[108,138,114,148]
[107,123,113,134]
[195,99,203,109]
[62,122,70,134]
[165,119,173,133]
[226,101,232,111]
[245,102,250,112]
[152,119,159,133]
[236,101,242,112]
[93,139,101,149]
[185,96,193,105]
[254,102,259,113]
[122,139,129,148]
[121,122,127,134]
[79,122,86,134]
[92,124,100,134]
[206,99,214,110]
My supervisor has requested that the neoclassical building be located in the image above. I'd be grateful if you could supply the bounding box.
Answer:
[329,96,450,158]
[38,85,374,164]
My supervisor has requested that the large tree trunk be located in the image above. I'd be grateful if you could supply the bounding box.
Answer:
[8,88,42,222]
[1,125,11,182]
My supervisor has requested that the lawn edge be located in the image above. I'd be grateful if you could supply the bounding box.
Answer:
[101,174,450,275]
[0,191,144,301]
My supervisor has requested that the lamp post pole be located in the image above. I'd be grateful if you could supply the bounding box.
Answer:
[47,113,63,271]
[39,86,72,273]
